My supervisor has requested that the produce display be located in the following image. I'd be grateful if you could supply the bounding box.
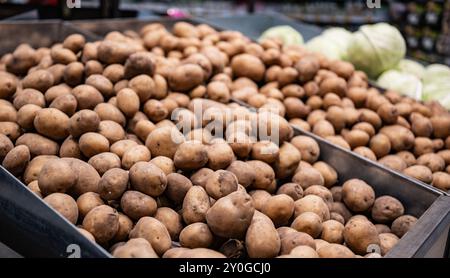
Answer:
[0,21,430,258]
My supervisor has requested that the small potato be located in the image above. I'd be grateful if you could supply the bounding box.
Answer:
[226,161,256,188]
[325,135,351,150]
[146,126,185,159]
[69,109,100,138]
[410,113,432,137]
[292,167,325,190]
[279,230,316,255]
[0,101,17,122]
[375,224,391,234]
[134,120,156,142]
[63,158,101,196]
[404,165,433,184]
[231,54,265,82]
[207,81,230,103]
[180,223,214,249]
[343,129,370,149]
[430,116,450,139]
[112,238,158,258]
[122,145,151,170]
[115,88,140,118]
[432,172,450,191]
[290,136,320,163]
[417,153,445,173]
[291,212,323,238]
[129,161,167,197]
[155,207,183,241]
[129,75,155,102]
[78,228,95,242]
[321,220,345,244]
[49,94,77,116]
[294,195,330,221]
[343,218,380,255]
[23,155,57,184]
[150,156,175,176]
[342,179,375,212]
[182,186,210,224]
[207,142,234,170]
[17,104,41,130]
[391,215,417,237]
[63,34,85,53]
[330,202,352,223]
[88,152,121,176]
[289,245,319,258]
[0,134,14,160]
[378,155,407,172]
[163,248,225,258]
[313,120,335,138]
[2,145,30,176]
[44,193,78,224]
[205,170,238,200]
[13,89,45,110]
[380,125,415,152]
[296,56,320,83]
[84,60,103,77]
[98,120,126,144]
[379,233,399,256]
[0,72,17,99]
[166,173,192,204]
[103,64,125,83]
[437,150,450,165]
[72,85,104,110]
[304,185,333,206]
[245,211,281,258]
[206,190,255,239]
[353,146,377,161]
[397,151,416,167]
[330,186,342,203]
[312,162,337,188]
[124,52,155,79]
[63,62,84,86]
[0,122,21,141]
[247,160,275,191]
[22,69,54,92]
[110,140,138,159]
[317,243,354,258]
[121,190,157,220]
[371,196,404,223]
[227,132,253,159]
[38,159,77,196]
[98,168,129,200]
[174,140,208,171]
[369,134,391,159]
[413,137,434,157]
[79,132,110,158]
[129,217,171,256]
[95,103,127,127]
[76,192,104,219]
[277,183,303,201]
[251,140,279,164]
[168,63,204,91]
[262,194,295,227]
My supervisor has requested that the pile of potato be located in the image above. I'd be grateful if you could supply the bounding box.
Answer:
[0,21,426,258]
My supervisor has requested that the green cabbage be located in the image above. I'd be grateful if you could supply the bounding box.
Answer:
[259,25,304,46]
[395,59,425,78]
[322,27,353,60]
[377,70,422,100]
[305,36,342,60]
[347,23,406,78]
[423,64,450,84]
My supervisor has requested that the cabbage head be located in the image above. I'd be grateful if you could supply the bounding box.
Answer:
[305,36,342,60]
[377,70,422,100]
[322,27,353,60]
[395,59,425,78]
[423,64,450,84]
[347,23,406,78]
[259,25,304,46]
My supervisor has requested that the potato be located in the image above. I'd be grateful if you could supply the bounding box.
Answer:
[343,218,380,255]
[206,190,255,239]
[294,195,330,221]
[430,116,450,139]
[112,238,158,258]
[2,145,30,176]
[413,137,434,157]
[129,217,171,256]
[22,69,54,92]
[279,231,316,255]
[290,136,320,163]
[84,60,103,77]
[49,94,77,116]
[15,104,40,130]
[224,161,255,188]
[0,134,13,160]
[312,120,335,138]
[16,133,59,157]
[205,142,234,170]
[396,151,415,167]
[403,165,433,184]
[88,152,121,176]
[432,172,450,191]
[379,233,399,256]
[245,211,281,258]
[288,245,319,258]
[98,168,128,200]
[76,192,104,219]
[247,160,275,190]
[330,202,353,224]
[371,196,404,223]
[0,101,17,123]
[276,183,303,201]
[379,125,415,152]
[0,72,17,99]
[129,161,166,197]
[375,224,391,234]
[164,173,192,205]
[182,186,210,224]
[304,185,333,207]
[247,190,270,212]
[437,150,450,165]
[36,158,77,196]
[409,113,432,137]
[98,120,125,144]
[173,140,208,171]
[69,109,100,138]
[378,155,407,172]
[231,54,265,82]
[168,63,203,91]
[369,134,391,159]
[319,220,344,244]
[163,248,226,258]
[205,170,238,200]
[154,207,183,241]
[343,129,370,149]
[342,179,375,212]
[146,126,184,159]
[150,156,175,176]
[295,56,320,83]
[292,166,325,190]
[391,215,417,237]
[128,75,155,102]
[123,52,155,79]
[121,145,151,170]
[249,140,279,164]
[78,227,96,242]
[62,158,101,196]
[260,194,294,227]
[317,243,354,258]
[44,193,78,224]
[0,121,21,141]
[78,132,110,158]
[179,223,213,249]
[72,85,104,110]
[120,190,157,220]
[109,140,137,159]
[330,186,342,203]
[291,212,322,238]
[417,153,445,173]
[102,64,124,83]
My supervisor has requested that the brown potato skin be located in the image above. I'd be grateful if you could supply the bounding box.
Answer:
[112,238,158,258]
[38,159,77,196]
[391,215,417,237]
[321,220,345,244]
[245,211,281,258]
[121,145,151,170]
[371,196,404,223]
[262,194,294,227]
[231,54,265,82]
[166,173,193,205]
[182,186,210,224]
[69,110,100,138]
[277,183,303,201]
[294,195,330,221]
[403,165,433,183]
[76,192,104,219]
[79,132,110,158]
[129,216,172,256]
[247,160,275,191]
[129,161,167,197]
[174,141,208,171]
[317,243,354,258]
[227,161,256,188]
[121,190,157,220]
[291,211,323,238]
[146,126,185,159]
[98,168,128,200]
[2,145,30,176]
[88,152,121,176]
[342,179,375,212]
[155,207,184,241]
[291,136,320,163]
[343,218,380,255]
[180,223,214,249]
[44,193,78,224]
